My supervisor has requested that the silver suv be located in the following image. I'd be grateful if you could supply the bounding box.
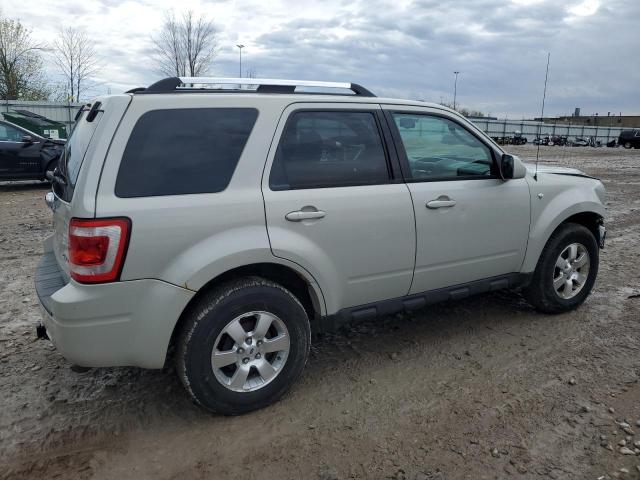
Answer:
[35,77,606,414]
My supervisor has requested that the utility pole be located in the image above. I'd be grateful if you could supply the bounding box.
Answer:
[236,44,245,78]
[453,71,460,110]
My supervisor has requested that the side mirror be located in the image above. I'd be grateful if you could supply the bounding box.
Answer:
[21,135,34,144]
[500,153,515,180]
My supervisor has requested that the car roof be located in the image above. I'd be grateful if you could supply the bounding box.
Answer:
[127,91,461,118]
[126,77,462,117]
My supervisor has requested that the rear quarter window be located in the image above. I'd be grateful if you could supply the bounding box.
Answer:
[115,108,258,197]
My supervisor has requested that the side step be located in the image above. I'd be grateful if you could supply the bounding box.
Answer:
[318,273,529,333]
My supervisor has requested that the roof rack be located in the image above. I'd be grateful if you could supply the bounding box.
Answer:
[136,77,376,97]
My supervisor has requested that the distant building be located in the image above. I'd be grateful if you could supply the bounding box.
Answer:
[536,114,640,128]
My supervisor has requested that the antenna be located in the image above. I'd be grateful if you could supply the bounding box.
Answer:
[534,52,551,182]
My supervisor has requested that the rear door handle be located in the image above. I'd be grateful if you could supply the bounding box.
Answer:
[285,209,326,222]
[426,197,456,209]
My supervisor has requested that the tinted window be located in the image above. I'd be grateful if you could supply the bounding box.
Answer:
[116,108,258,197]
[55,105,103,202]
[393,114,494,180]
[269,111,389,190]
[0,123,23,142]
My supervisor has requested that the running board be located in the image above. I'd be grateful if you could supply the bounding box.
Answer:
[318,273,530,333]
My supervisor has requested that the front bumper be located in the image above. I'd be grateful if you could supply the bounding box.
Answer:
[35,240,195,368]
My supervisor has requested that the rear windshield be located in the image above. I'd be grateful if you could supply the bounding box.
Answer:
[115,108,258,198]
[54,105,102,202]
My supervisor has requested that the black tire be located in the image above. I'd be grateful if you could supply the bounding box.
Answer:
[524,223,599,314]
[623,142,632,149]
[175,276,311,415]
[44,161,57,182]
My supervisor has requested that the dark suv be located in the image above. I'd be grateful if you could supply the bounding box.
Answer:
[0,119,65,181]
[618,129,640,149]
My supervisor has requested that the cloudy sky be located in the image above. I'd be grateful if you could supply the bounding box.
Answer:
[2,0,638,117]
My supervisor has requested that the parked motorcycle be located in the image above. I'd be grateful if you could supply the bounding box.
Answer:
[511,131,528,145]
[548,135,568,146]
[588,137,602,147]
[533,136,550,146]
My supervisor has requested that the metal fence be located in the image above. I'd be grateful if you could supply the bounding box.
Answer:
[469,118,626,144]
[1,99,84,127]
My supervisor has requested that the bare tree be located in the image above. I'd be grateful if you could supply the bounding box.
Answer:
[0,13,48,100]
[152,11,217,77]
[52,27,100,102]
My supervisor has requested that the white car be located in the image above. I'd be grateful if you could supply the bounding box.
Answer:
[35,77,606,414]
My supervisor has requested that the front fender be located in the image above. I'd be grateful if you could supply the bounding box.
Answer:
[521,174,605,272]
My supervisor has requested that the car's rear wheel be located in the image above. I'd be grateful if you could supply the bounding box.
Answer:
[524,223,599,314]
[176,277,311,414]
[623,141,632,149]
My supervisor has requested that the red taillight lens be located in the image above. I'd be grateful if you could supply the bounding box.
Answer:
[68,218,131,283]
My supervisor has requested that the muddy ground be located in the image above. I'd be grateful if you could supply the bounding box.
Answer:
[1,145,639,480]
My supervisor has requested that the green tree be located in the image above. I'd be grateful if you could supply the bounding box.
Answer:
[439,101,485,118]
[0,13,48,100]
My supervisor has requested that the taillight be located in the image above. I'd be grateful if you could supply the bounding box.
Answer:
[69,218,131,283]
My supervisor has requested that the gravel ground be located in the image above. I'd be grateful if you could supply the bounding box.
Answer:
[1,144,639,480]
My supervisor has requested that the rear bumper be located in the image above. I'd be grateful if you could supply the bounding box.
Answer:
[35,240,195,368]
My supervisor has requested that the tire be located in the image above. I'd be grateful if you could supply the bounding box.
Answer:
[175,276,311,414]
[623,142,632,149]
[524,223,599,314]
[44,161,57,182]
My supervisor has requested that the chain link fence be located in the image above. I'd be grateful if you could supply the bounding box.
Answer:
[469,118,627,144]
[0,99,633,145]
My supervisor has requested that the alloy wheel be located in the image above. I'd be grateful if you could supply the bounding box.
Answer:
[211,311,290,392]
[553,243,590,299]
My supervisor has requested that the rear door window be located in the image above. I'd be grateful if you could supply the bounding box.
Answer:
[115,108,258,198]
[269,111,390,190]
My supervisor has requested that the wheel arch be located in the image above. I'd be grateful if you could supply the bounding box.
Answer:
[168,262,325,360]
[522,202,604,273]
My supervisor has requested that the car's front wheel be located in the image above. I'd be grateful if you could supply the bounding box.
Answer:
[176,277,311,414]
[623,141,632,149]
[524,223,599,314]
[43,161,57,182]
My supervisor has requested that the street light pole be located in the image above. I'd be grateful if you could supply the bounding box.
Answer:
[236,44,245,78]
[453,71,460,110]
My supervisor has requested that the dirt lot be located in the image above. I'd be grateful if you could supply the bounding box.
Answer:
[1,145,639,480]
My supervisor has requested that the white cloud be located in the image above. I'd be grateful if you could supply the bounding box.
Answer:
[567,0,600,16]
[1,0,637,117]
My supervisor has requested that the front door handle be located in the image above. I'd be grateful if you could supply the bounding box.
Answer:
[285,209,326,222]
[426,197,456,209]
